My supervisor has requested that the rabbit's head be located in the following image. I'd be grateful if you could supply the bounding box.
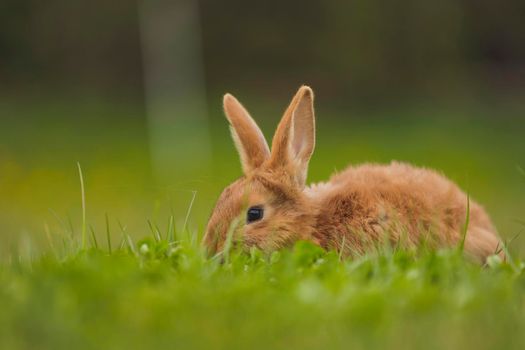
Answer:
[203,86,319,255]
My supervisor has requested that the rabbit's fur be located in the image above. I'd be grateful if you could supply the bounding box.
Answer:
[204,86,501,262]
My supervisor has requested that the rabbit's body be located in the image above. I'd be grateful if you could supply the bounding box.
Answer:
[307,162,498,260]
[204,86,501,262]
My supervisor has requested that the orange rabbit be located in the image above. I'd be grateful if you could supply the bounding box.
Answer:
[203,86,502,262]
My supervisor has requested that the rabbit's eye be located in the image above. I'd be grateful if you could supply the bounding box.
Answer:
[247,206,264,223]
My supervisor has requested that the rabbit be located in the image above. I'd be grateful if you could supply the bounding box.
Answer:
[203,86,502,262]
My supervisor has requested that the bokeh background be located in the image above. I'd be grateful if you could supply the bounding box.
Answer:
[1,0,524,258]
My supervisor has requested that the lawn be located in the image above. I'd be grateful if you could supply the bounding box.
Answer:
[0,95,524,349]
[0,238,524,350]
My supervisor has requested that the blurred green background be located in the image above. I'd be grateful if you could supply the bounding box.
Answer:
[1,0,524,258]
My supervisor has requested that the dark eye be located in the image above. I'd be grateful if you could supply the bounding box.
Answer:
[247,206,264,223]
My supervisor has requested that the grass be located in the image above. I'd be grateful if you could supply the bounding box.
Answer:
[77,162,87,250]
[1,95,525,349]
[0,234,524,350]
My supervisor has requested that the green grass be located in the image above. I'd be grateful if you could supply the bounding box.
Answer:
[0,237,524,350]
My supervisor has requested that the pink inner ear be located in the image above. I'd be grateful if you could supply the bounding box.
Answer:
[293,137,306,158]
[291,98,314,160]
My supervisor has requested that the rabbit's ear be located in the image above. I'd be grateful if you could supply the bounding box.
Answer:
[224,93,270,173]
[270,86,316,188]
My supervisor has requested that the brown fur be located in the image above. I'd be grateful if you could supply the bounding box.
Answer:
[203,86,502,263]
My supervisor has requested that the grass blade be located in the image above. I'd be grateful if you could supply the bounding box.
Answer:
[183,190,197,234]
[458,193,470,253]
[89,225,99,249]
[338,235,346,262]
[77,162,87,250]
[222,217,240,265]
[167,215,175,243]
[44,222,58,257]
[105,213,112,254]
[147,220,162,241]
[126,235,137,256]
